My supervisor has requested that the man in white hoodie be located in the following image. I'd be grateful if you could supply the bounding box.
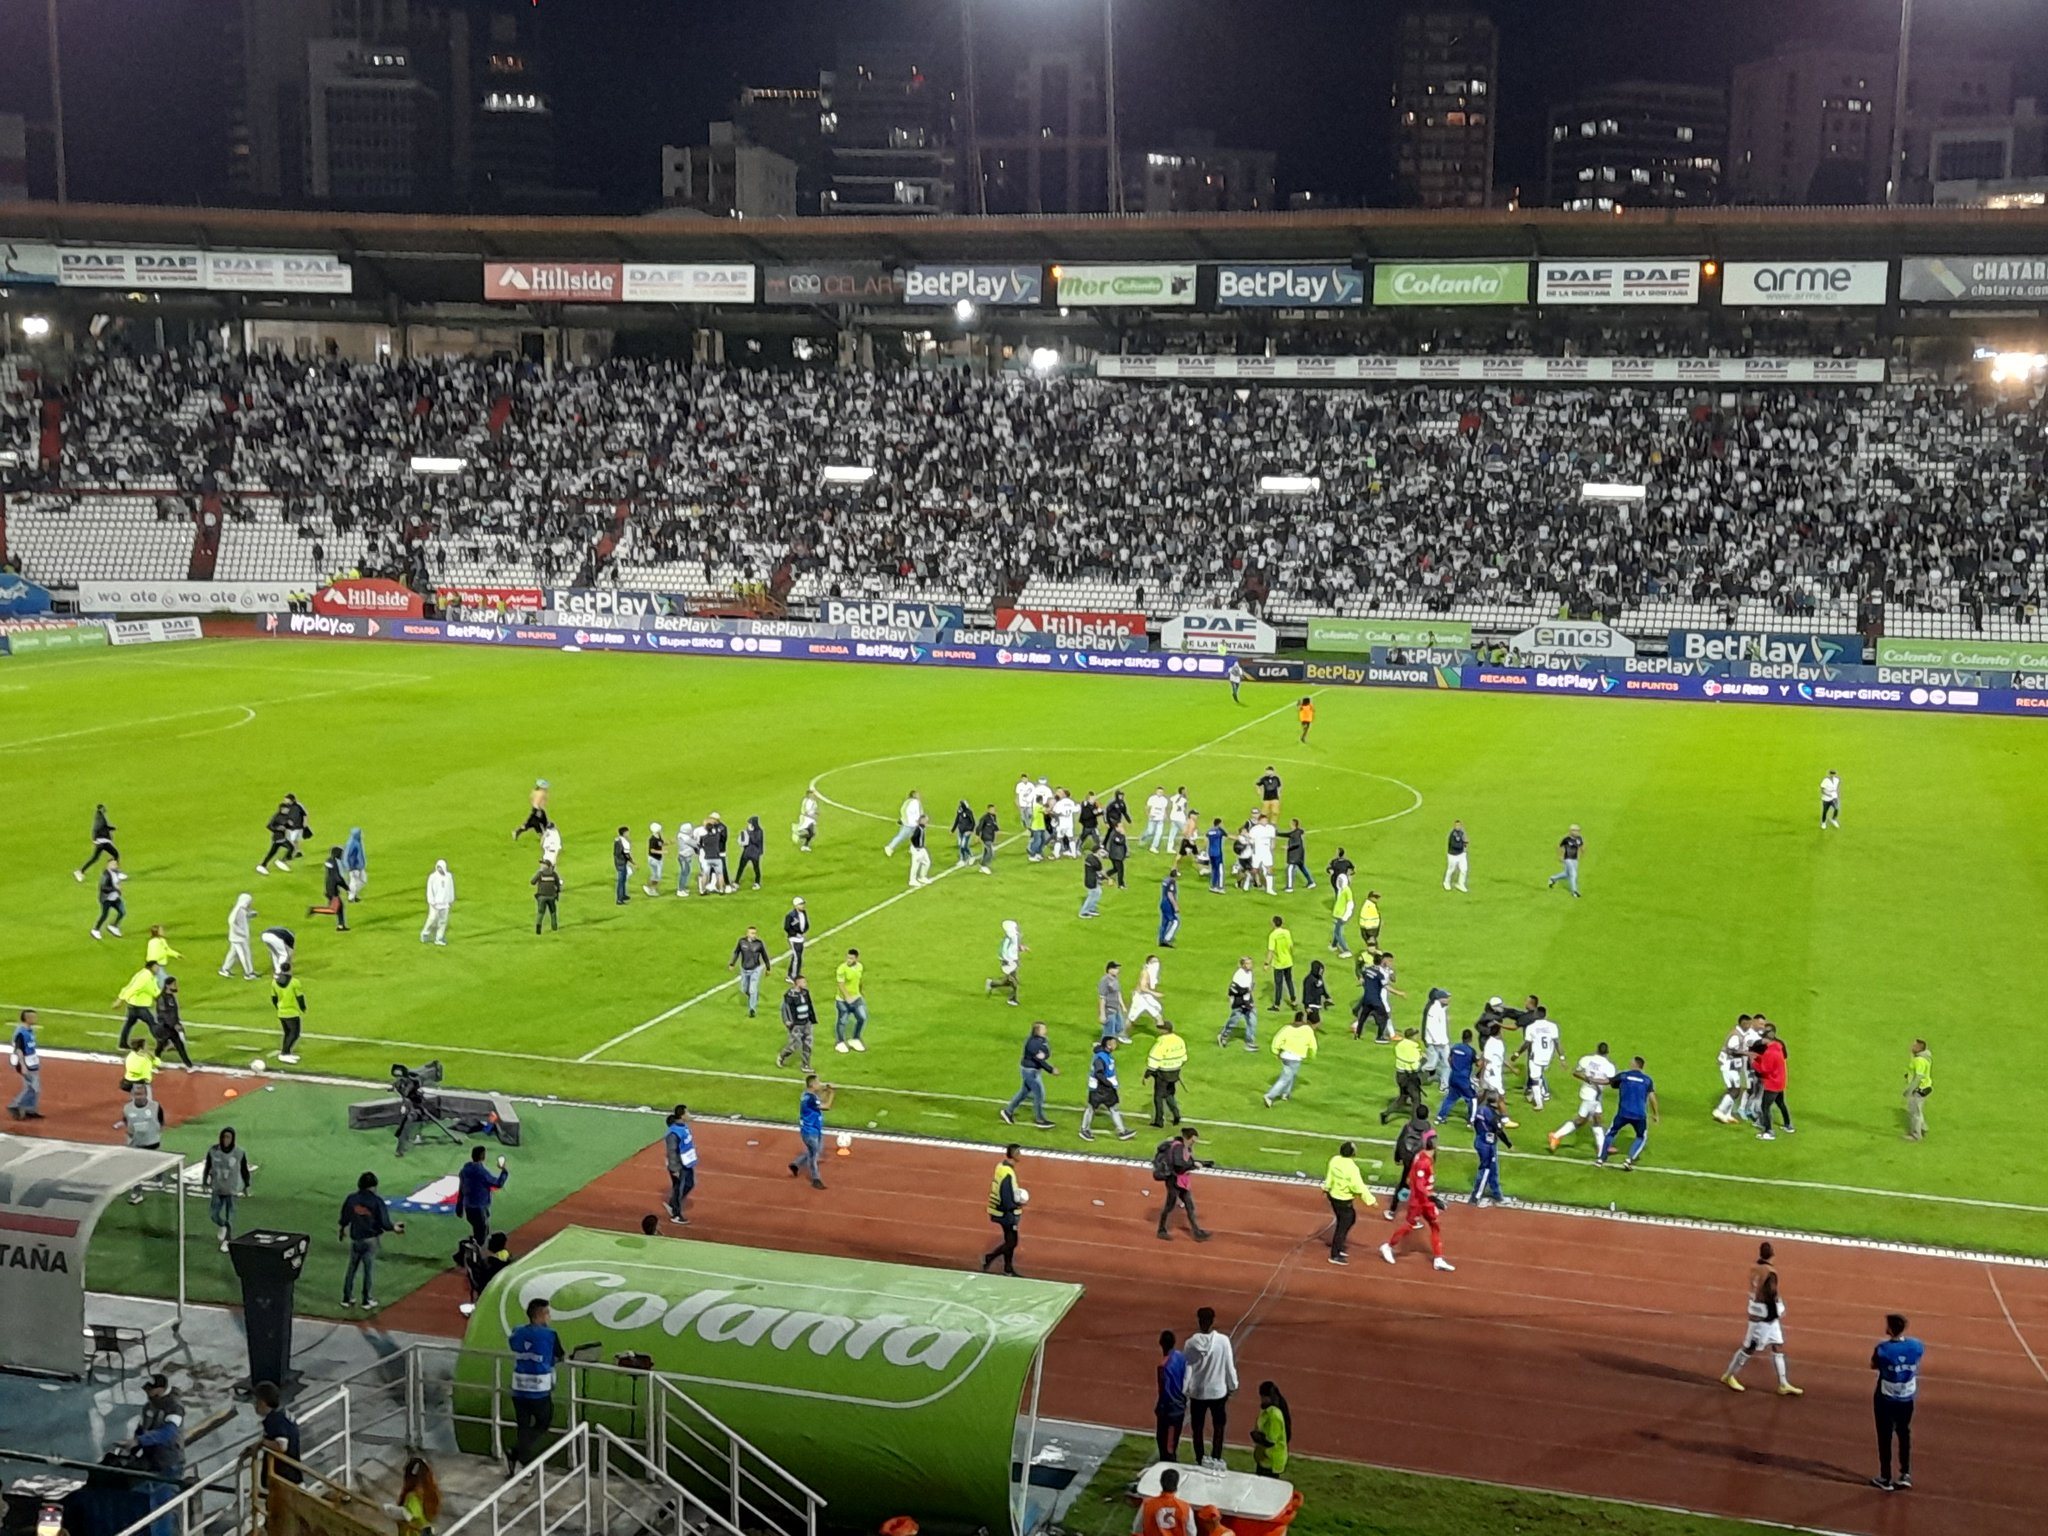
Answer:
[883,790,923,856]
[1182,1306,1239,1471]
[1421,986,1453,1092]
[421,861,456,945]
[219,894,258,979]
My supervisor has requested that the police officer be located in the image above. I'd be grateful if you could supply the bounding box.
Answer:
[980,1144,1024,1276]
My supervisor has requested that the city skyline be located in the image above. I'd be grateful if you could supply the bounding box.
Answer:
[0,0,2041,211]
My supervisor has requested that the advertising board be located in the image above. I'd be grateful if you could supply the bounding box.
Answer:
[1373,261,1529,306]
[1721,261,1889,307]
[313,578,424,617]
[1213,264,1363,307]
[903,266,1042,306]
[1308,616,1473,652]
[78,580,290,615]
[1094,357,1885,383]
[1537,261,1699,305]
[1053,264,1199,307]
[1158,610,1278,654]
[483,262,622,303]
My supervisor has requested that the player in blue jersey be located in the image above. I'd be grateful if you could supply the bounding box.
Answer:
[1597,1056,1660,1170]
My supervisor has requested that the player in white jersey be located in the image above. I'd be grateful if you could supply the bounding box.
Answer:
[1247,816,1278,895]
[1128,954,1165,1028]
[1052,792,1079,858]
[792,792,819,851]
[1722,1241,1802,1395]
[1547,1043,1616,1152]
[1478,1023,1516,1126]
[1014,775,1036,831]
[1713,1014,1761,1123]
[1819,771,1841,829]
[1519,1008,1560,1109]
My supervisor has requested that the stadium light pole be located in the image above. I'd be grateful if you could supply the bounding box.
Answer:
[1886,0,1913,205]
[46,0,67,203]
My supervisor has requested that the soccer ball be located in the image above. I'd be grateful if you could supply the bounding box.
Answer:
[1017,1188,1030,1206]
[250,1058,267,1072]
[835,1132,853,1150]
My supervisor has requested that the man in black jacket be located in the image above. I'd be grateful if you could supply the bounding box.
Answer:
[975,805,1001,873]
[76,803,118,882]
[282,794,312,861]
[1384,1108,1435,1222]
[532,860,562,932]
[699,814,730,892]
[980,1144,1024,1276]
[735,816,766,889]
[612,826,633,905]
[1104,823,1130,888]
[729,925,770,1016]
[776,976,818,1071]
[257,803,293,874]
[339,1171,404,1310]
[307,846,349,930]
[783,897,810,979]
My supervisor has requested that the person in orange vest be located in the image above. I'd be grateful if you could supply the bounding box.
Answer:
[1296,696,1315,743]
[1195,1507,1236,1536]
[1137,1467,1194,1536]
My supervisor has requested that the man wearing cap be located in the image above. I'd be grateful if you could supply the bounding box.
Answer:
[115,1374,185,1485]
[783,897,810,979]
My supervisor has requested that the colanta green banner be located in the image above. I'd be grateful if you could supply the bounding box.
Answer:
[0,623,110,656]
[1309,616,1474,652]
[459,1228,1081,1533]
[1876,637,2048,669]
[1373,261,1529,306]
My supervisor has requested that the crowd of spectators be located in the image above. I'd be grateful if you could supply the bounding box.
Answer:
[5,344,2044,627]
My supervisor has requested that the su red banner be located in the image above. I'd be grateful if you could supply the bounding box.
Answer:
[314,578,424,617]
[996,607,1149,640]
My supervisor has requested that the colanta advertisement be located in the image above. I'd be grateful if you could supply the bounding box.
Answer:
[762,263,905,304]
[903,265,1043,306]
[1214,264,1364,307]
[1538,261,1699,306]
[1308,616,1474,652]
[1373,261,1529,307]
[1899,256,2048,304]
[1876,636,2048,669]
[314,578,424,617]
[1053,264,1199,307]
[619,264,756,304]
[483,261,622,303]
[0,622,109,655]
[1722,261,1889,307]
[1159,609,1278,654]
[459,1229,1081,1534]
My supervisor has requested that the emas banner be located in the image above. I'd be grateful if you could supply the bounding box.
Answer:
[459,1229,1080,1532]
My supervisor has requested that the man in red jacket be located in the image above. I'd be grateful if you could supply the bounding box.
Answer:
[1753,1026,1795,1141]
[1379,1127,1455,1272]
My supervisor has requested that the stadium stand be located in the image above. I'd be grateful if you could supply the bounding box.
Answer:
[4,347,2045,637]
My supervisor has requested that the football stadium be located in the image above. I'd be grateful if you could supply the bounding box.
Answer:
[7,10,2048,1530]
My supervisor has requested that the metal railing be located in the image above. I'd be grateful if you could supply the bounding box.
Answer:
[106,1432,366,1536]
[438,1421,591,1536]
[595,1428,744,1536]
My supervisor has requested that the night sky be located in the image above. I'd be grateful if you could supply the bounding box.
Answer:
[1,0,2043,210]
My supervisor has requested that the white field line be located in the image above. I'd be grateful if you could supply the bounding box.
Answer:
[574,691,1321,1062]
[21,996,2048,1221]
[1985,1264,2048,1382]
[29,1039,2048,1274]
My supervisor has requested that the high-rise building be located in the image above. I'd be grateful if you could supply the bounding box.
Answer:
[1546,82,1727,211]
[976,51,1111,215]
[1727,43,2011,204]
[733,88,830,215]
[1125,132,1277,214]
[226,0,568,210]
[1392,7,1497,208]
[820,41,957,216]
[661,126,799,219]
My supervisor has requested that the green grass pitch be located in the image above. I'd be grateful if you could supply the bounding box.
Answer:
[5,636,2045,1256]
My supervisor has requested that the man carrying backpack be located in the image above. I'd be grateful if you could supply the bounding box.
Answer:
[1155,1127,1212,1242]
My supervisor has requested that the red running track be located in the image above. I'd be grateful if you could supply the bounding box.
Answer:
[380,1120,2047,1535]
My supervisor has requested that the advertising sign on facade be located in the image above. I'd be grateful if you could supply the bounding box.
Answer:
[314,578,424,617]
[1213,263,1364,307]
[0,241,60,285]
[1669,631,1864,667]
[996,607,1149,641]
[202,251,354,294]
[1159,610,1278,654]
[483,261,623,303]
[1876,636,2048,669]
[1508,621,1636,658]
[1537,261,1699,306]
[1094,356,1885,384]
[78,580,291,615]
[903,265,1043,306]
[619,264,756,304]
[1899,256,2048,303]
[1722,261,1889,306]
[1373,261,1529,306]
[762,263,906,304]
[819,598,966,630]
[1308,616,1474,652]
[57,247,207,289]
[1053,264,1199,307]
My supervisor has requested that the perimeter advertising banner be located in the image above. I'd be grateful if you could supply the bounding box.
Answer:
[460,1229,1081,1533]
[54,247,352,293]
[1308,616,1473,652]
[1054,263,1199,307]
[1509,621,1635,658]
[314,578,424,617]
[79,580,290,615]
[1899,256,2048,304]
[1,240,59,285]
[0,576,53,615]
[0,622,108,656]
[484,261,621,304]
[1669,631,1864,667]
[1876,637,2048,669]
[619,264,756,304]
[1721,261,1889,307]
[1095,356,1886,384]
[1373,261,1529,307]
[762,263,905,304]
[903,265,1043,306]
[1158,609,1277,654]
[1537,261,1699,306]
[1214,264,1363,307]
[996,606,1149,641]
[819,597,965,630]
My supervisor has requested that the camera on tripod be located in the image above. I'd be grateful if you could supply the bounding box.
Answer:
[392,1060,444,1101]
[389,1061,455,1156]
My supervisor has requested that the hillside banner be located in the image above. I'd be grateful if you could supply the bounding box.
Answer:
[1309,616,1473,652]
[460,1229,1081,1533]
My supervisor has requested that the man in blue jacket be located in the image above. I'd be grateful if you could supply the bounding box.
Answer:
[663,1104,698,1224]
[457,1144,509,1248]
[507,1297,564,1475]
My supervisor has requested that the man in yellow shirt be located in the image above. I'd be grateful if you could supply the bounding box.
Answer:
[1358,890,1383,952]
[1329,880,1354,957]
[1146,1022,1189,1127]
[1264,915,1296,1011]
[1381,1028,1426,1124]
[1902,1039,1933,1140]
[1265,1012,1319,1107]
[114,966,161,1050]
[833,949,868,1054]
[1322,1139,1373,1263]
[120,1037,159,1095]
[145,925,181,978]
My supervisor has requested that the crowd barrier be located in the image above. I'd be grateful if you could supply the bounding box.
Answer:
[255,613,2048,717]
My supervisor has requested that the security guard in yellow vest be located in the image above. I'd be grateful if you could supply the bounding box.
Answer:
[1146,1022,1189,1128]
[980,1145,1023,1277]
